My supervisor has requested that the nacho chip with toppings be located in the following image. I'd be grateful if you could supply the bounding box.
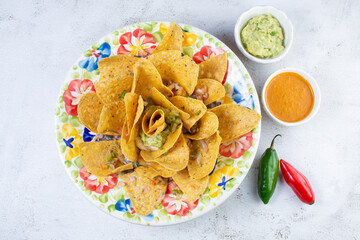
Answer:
[136,161,177,178]
[148,161,177,178]
[78,92,103,133]
[122,170,168,216]
[170,96,207,131]
[164,55,199,95]
[152,22,184,53]
[209,104,261,143]
[94,76,133,104]
[198,53,227,82]
[147,133,189,171]
[172,169,209,203]
[97,101,126,135]
[132,58,173,97]
[134,165,159,178]
[98,55,138,81]
[148,50,182,79]
[140,123,183,161]
[194,79,225,105]
[124,92,140,134]
[184,111,219,140]
[121,94,144,161]
[141,109,167,137]
[79,140,133,177]
[187,131,222,179]
[121,121,138,162]
[148,88,190,121]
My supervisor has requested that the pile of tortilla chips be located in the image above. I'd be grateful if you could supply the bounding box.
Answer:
[77,23,261,216]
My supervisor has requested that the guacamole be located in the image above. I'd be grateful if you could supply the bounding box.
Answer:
[241,14,285,59]
[140,106,181,149]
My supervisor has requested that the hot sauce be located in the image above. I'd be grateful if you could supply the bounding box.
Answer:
[265,72,314,123]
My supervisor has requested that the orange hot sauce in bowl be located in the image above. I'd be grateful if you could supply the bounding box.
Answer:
[265,72,315,123]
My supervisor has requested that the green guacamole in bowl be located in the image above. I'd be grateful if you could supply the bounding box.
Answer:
[241,14,285,59]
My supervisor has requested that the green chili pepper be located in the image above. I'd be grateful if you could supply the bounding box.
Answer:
[258,134,281,204]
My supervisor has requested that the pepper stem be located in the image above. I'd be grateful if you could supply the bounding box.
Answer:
[270,134,282,149]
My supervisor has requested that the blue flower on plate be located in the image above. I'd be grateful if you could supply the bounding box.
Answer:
[115,198,154,221]
[217,176,233,190]
[79,42,111,71]
[115,198,132,212]
[232,78,254,110]
[63,137,74,148]
[82,127,96,142]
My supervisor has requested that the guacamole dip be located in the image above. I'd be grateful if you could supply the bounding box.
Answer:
[241,14,285,59]
[140,106,181,149]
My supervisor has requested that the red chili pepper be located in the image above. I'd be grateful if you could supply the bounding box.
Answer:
[280,159,315,205]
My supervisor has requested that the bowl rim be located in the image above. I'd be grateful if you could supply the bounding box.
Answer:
[261,67,321,126]
[234,6,294,64]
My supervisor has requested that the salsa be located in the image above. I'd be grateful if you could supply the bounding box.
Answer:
[241,14,285,59]
[265,72,314,123]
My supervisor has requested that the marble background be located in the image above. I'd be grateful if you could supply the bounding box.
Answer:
[1,0,359,239]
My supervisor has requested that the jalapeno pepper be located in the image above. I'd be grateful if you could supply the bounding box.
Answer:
[280,159,315,205]
[258,134,281,204]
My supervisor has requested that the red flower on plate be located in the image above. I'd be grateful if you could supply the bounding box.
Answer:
[117,29,157,57]
[79,167,118,194]
[193,45,232,84]
[162,180,198,216]
[62,79,96,116]
[219,131,253,158]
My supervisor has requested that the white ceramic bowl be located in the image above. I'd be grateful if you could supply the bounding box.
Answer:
[262,68,321,126]
[234,6,294,63]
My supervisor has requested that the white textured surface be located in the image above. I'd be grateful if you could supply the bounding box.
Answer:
[1,0,359,239]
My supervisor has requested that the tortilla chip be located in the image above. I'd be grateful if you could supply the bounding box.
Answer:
[134,165,159,179]
[124,92,139,134]
[149,161,177,178]
[142,109,167,136]
[140,123,183,161]
[79,140,133,177]
[94,76,133,104]
[152,22,184,53]
[136,157,150,166]
[136,161,177,178]
[128,94,144,139]
[170,96,207,131]
[184,111,219,140]
[78,92,103,133]
[147,133,189,171]
[132,96,145,134]
[198,53,227,82]
[122,170,167,216]
[164,55,199,95]
[209,104,261,143]
[148,50,182,81]
[148,88,190,121]
[194,79,226,105]
[121,121,138,162]
[98,55,138,81]
[97,101,126,135]
[121,94,144,161]
[172,169,209,203]
[187,131,222,179]
[132,58,173,97]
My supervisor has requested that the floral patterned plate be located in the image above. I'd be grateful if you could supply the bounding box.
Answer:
[55,22,261,226]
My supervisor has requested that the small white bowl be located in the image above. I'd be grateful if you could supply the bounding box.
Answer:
[234,6,294,64]
[262,68,321,126]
